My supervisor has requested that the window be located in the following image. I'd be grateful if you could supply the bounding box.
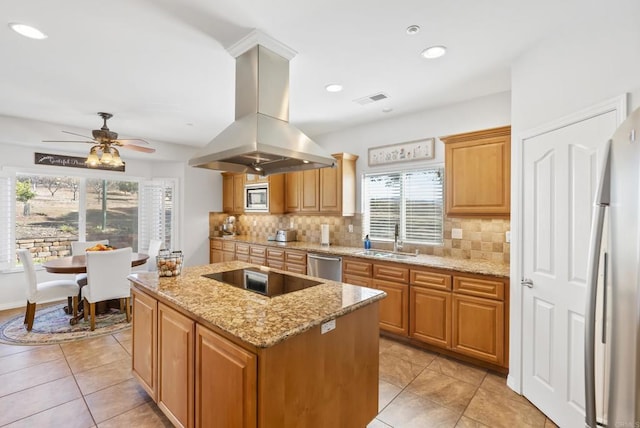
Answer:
[0,172,176,269]
[362,167,444,245]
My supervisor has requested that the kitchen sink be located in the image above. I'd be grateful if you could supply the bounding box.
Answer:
[354,250,417,260]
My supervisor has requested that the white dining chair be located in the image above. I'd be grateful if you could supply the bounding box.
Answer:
[17,249,80,331]
[71,239,109,286]
[83,247,132,330]
[146,239,163,272]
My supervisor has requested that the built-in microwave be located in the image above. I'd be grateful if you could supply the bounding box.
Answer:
[245,183,269,212]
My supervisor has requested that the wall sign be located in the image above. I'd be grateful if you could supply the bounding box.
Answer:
[368,138,435,166]
[34,152,125,172]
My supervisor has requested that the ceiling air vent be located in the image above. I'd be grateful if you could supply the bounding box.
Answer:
[354,92,389,106]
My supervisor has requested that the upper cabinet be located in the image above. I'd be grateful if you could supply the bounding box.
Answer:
[285,153,358,216]
[441,126,511,217]
[221,173,285,214]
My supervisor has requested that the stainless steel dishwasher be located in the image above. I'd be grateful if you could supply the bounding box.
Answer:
[307,253,343,281]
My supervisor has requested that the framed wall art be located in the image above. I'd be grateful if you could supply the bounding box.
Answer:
[368,138,435,166]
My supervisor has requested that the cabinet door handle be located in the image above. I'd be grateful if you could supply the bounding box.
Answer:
[521,278,534,288]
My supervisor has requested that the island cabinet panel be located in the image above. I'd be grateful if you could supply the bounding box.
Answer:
[158,303,195,428]
[373,279,409,335]
[131,288,158,401]
[452,294,505,366]
[195,325,257,428]
[258,302,379,427]
[410,287,451,348]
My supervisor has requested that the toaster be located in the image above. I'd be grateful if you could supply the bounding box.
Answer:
[275,229,297,242]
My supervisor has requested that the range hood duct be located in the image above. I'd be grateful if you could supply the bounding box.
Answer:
[189,43,335,176]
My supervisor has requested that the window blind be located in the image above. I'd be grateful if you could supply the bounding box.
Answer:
[0,175,14,270]
[139,181,166,253]
[362,167,443,245]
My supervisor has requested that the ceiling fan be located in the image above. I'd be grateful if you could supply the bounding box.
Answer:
[43,112,155,168]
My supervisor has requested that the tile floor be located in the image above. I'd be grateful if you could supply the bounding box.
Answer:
[0,305,558,427]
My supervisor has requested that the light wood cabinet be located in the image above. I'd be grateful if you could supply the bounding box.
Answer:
[441,126,511,216]
[249,244,266,266]
[266,247,285,269]
[452,294,504,366]
[373,278,408,335]
[131,288,158,401]
[195,324,257,428]
[410,287,451,348]
[284,250,307,274]
[284,153,358,216]
[222,172,245,214]
[158,303,195,428]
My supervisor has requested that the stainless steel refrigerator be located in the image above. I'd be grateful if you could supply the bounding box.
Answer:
[586,106,640,427]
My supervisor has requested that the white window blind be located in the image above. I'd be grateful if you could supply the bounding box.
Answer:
[139,180,175,253]
[0,174,13,270]
[362,167,444,245]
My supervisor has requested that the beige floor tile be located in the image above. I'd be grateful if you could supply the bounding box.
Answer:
[60,335,120,360]
[382,342,437,367]
[84,378,152,423]
[0,358,71,398]
[379,337,395,353]
[62,338,130,374]
[427,355,487,387]
[0,343,33,358]
[478,372,531,406]
[113,328,132,343]
[455,415,490,427]
[0,345,63,375]
[379,352,426,388]
[0,376,82,426]
[97,401,173,428]
[405,369,477,413]
[368,417,392,428]
[74,357,133,395]
[118,338,132,355]
[379,379,402,412]
[464,387,547,428]
[3,397,95,428]
[378,390,460,428]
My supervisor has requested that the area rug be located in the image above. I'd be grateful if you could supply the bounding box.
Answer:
[0,303,131,345]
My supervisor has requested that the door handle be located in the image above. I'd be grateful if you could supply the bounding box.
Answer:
[521,278,534,288]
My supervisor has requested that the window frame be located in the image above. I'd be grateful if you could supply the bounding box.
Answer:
[361,165,445,246]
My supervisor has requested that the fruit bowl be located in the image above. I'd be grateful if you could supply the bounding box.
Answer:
[86,244,115,252]
[157,251,183,277]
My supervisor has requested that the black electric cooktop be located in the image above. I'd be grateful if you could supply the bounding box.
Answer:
[202,268,322,297]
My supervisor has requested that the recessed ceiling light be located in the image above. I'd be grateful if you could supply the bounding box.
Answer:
[8,23,47,40]
[325,84,343,93]
[421,45,447,59]
[382,107,393,113]
[406,25,420,35]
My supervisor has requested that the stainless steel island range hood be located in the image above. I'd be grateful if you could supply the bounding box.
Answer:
[189,36,335,176]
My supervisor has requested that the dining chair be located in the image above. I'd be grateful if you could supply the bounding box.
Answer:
[83,247,132,331]
[146,239,163,272]
[17,249,80,331]
[71,239,109,286]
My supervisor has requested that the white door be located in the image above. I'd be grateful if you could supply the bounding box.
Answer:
[521,109,619,427]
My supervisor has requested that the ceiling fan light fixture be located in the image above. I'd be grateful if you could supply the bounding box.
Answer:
[111,147,124,167]
[99,147,114,165]
[85,147,100,167]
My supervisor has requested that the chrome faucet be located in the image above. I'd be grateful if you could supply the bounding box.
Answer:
[393,224,403,252]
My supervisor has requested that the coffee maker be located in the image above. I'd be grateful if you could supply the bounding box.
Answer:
[222,216,236,236]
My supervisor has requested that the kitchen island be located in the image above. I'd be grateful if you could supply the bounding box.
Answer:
[128,261,385,428]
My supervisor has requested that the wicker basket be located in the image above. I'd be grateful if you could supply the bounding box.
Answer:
[157,250,183,277]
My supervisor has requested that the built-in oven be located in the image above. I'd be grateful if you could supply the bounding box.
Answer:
[245,183,269,212]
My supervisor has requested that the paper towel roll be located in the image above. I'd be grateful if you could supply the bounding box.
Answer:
[321,224,330,246]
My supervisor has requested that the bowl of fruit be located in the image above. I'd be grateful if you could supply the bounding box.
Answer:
[86,243,115,252]
[157,250,183,277]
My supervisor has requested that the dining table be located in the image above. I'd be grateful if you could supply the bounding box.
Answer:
[42,252,149,323]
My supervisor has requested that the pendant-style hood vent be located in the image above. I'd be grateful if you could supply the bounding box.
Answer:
[189,37,335,176]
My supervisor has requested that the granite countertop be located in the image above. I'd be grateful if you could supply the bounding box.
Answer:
[128,261,385,349]
[211,236,510,278]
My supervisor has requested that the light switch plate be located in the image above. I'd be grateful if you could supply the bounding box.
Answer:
[348,224,354,233]
[452,228,463,239]
[321,319,336,334]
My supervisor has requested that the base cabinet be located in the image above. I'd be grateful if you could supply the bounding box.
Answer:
[158,303,195,428]
[132,288,158,401]
[195,325,257,428]
[410,287,451,348]
[373,279,408,335]
[452,294,504,366]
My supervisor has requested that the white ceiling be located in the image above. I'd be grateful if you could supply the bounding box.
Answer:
[0,0,616,157]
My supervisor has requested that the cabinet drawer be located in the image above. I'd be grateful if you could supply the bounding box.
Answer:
[343,258,372,277]
[222,242,236,253]
[250,245,266,257]
[453,275,505,301]
[266,259,285,270]
[285,250,306,265]
[374,264,409,283]
[236,253,250,263]
[410,270,452,291]
[266,248,285,261]
[235,243,250,254]
[285,264,306,275]
[210,240,222,250]
[343,274,373,288]
[250,256,265,266]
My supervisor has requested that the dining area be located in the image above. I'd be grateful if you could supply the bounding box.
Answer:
[14,239,161,335]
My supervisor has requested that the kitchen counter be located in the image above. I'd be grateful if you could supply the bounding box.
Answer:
[128,260,385,348]
[210,235,510,278]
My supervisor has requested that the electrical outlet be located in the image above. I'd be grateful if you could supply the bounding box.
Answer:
[452,228,463,239]
[348,224,354,233]
[506,231,511,243]
[290,220,294,229]
[253,220,257,227]
[321,319,336,334]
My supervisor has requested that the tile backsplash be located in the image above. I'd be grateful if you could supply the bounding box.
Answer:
[210,213,510,263]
